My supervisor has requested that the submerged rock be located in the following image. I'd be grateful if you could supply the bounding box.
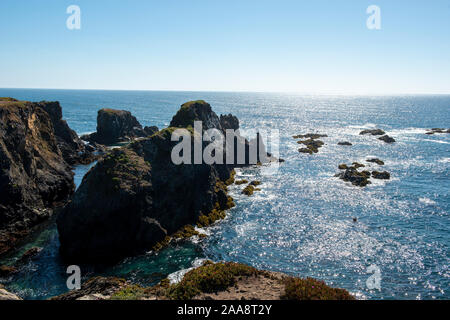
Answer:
[0,98,75,256]
[425,128,450,135]
[82,109,150,145]
[378,135,396,143]
[359,129,385,136]
[0,265,18,277]
[293,133,328,139]
[16,247,42,264]
[372,171,390,179]
[366,158,384,165]
[337,141,352,146]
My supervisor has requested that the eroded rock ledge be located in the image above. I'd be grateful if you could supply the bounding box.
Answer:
[51,261,354,301]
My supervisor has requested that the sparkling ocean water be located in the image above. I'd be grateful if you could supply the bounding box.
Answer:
[0,89,448,300]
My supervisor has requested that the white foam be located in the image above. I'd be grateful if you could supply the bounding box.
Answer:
[167,258,208,284]
[419,198,436,205]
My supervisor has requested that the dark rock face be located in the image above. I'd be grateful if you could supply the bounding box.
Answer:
[372,171,390,179]
[0,99,75,256]
[144,126,159,136]
[0,265,18,277]
[220,114,239,131]
[366,158,384,165]
[51,277,127,300]
[337,141,352,146]
[359,129,385,136]
[37,101,98,165]
[83,109,149,145]
[296,134,326,154]
[170,100,223,132]
[58,101,270,263]
[378,135,396,143]
[58,131,232,263]
[425,128,449,135]
[335,167,371,187]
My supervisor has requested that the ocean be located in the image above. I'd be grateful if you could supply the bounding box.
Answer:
[0,88,448,300]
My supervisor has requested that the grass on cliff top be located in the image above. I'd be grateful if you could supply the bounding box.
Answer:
[166,261,260,300]
[282,277,355,300]
[180,100,208,109]
[108,261,355,300]
[0,97,18,102]
[110,285,147,300]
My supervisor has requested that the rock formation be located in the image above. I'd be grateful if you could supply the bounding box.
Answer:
[378,135,396,143]
[37,101,99,165]
[58,101,267,263]
[0,98,75,256]
[82,109,154,145]
[359,129,385,136]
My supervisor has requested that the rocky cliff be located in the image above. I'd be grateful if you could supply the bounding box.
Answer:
[57,100,269,263]
[37,101,98,165]
[0,98,75,256]
[82,109,152,145]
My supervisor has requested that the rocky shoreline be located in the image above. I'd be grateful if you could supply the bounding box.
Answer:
[1,97,384,300]
[50,261,354,301]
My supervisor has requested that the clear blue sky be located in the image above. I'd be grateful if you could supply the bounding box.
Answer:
[0,0,449,94]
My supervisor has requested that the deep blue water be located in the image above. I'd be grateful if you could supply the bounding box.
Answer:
[0,89,448,300]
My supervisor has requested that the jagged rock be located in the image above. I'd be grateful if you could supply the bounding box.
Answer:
[372,171,390,179]
[378,135,396,143]
[335,167,371,187]
[0,98,75,256]
[352,162,365,168]
[242,185,255,196]
[359,129,385,136]
[0,287,22,300]
[0,265,18,277]
[220,114,239,131]
[82,109,149,145]
[297,138,324,154]
[293,133,327,139]
[170,100,222,132]
[17,247,42,264]
[366,158,384,165]
[338,164,348,170]
[144,126,159,136]
[337,141,352,146]
[51,277,127,300]
[58,101,270,262]
[425,128,450,135]
[37,101,99,165]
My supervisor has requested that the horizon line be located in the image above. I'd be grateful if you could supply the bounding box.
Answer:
[1,87,450,96]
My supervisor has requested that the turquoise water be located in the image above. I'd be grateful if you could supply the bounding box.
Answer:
[0,89,448,300]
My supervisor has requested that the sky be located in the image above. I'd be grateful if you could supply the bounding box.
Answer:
[0,0,449,94]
